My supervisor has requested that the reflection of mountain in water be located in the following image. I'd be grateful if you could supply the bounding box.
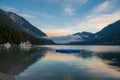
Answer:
[15,47,120,80]
[77,49,120,70]
[96,52,120,70]
[0,47,47,75]
[79,50,120,69]
[59,49,120,70]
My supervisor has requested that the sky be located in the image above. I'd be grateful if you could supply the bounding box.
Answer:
[0,0,120,36]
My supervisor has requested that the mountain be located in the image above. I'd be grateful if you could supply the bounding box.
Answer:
[47,32,94,44]
[6,12,47,38]
[73,31,95,40]
[1,9,119,45]
[6,11,55,44]
[95,20,120,44]
[69,20,120,45]
[0,9,45,44]
[48,20,120,45]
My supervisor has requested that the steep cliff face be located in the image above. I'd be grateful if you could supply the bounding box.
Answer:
[6,12,47,38]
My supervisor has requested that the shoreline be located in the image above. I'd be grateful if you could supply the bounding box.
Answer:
[0,72,16,80]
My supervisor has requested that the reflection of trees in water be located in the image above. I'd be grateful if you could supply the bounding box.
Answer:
[0,47,47,75]
[96,52,120,70]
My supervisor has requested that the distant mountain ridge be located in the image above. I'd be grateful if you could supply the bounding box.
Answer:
[48,20,120,45]
[6,12,47,38]
[69,20,120,45]
[47,32,95,44]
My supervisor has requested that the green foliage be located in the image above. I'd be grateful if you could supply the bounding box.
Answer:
[0,9,45,45]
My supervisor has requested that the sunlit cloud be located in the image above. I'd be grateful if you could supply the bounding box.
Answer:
[33,0,120,36]
[74,11,120,33]
[1,0,120,37]
[46,9,120,36]
[44,28,73,36]
[66,0,120,34]
[20,0,120,36]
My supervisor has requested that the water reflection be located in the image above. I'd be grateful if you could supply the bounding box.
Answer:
[0,46,120,80]
[41,45,120,52]
[15,46,120,80]
[96,52,120,71]
[0,46,47,75]
[20,45,31,51]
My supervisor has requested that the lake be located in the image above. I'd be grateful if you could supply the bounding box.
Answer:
[0,45,120,80]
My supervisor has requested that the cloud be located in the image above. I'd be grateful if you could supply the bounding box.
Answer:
[63,0,88,16]
[92,0,110,14]
[74,11,120,33]
[44,28,73,36]
[64,7,75,16]
[42,0,120,36]
[92,0,118,14]
[0,5,36,20]
[46,0,88,16]
[0,5,18,12]
[48,0,88,5]
[18,13,35,19]
[0,5,54,19]
[46,10,120,36]
[66,0,120,33]
[23,10,54,19]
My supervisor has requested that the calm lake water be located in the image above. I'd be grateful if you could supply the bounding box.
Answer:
[0,45,120,80]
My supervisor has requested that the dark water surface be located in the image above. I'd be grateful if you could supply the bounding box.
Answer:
[0,45,120,80]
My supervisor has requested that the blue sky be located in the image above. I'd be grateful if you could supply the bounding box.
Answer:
[0,0,120,36]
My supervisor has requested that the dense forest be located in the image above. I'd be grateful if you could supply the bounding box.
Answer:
[0,9,45,45]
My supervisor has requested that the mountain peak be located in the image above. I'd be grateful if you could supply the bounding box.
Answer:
[6,11,47,37]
